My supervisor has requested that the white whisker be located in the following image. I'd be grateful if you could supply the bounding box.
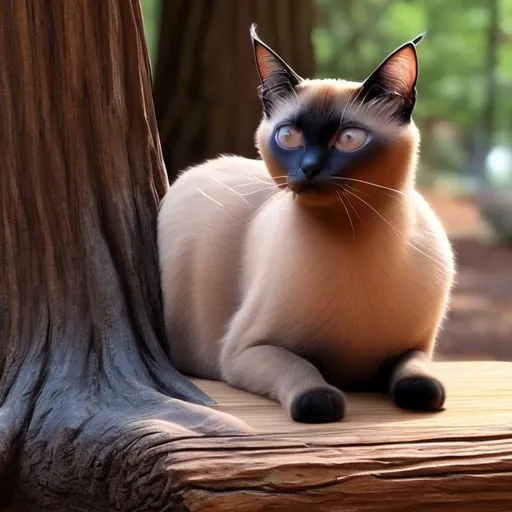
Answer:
[196,186,244,225]
[342,191,362,223]
[336,190,355,241]
[239,186,277,196]
[332,177,407,197]
[248,172,274,185]
[351,83,379,118]
[340,87,362,126]
[343,183,371,199]
[231,180,272,189]
[247,190,279,221]
[197,186,223,207]
[344,188,449,269]
[211,177,255,206]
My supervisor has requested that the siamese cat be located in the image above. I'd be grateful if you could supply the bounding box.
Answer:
[157,25,455,423]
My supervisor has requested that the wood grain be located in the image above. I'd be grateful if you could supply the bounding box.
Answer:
[0,1,248,509]
[167,362,512,511]
[194,362,512,440]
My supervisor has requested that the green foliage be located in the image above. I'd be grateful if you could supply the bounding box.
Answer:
[313,0,500,129]
[139,0,512,185]
[141,0,161,70]
[313,0,512,180]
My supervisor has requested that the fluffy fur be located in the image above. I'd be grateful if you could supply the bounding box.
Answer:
[157,26,455,423]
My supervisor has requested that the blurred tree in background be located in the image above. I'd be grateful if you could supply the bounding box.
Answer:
[315,0,512,187]
[145,0,314,182]
[141,0,161,68]
[141,0,512,190]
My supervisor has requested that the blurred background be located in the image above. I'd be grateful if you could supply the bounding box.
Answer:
[141,0,512,362]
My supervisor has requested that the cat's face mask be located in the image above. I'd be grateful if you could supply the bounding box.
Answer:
[251,25,423,206]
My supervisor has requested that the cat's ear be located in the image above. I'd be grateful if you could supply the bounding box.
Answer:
[250,24,303,116]
[361,34,425,122]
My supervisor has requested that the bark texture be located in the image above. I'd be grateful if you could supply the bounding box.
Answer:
[152,0,315,182]
[0,1,247,510]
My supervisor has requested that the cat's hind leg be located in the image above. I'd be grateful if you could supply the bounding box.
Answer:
[384,350,446,411]
[220,340,345,423]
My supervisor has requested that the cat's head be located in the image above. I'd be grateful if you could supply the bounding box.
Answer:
[251,25,423,207]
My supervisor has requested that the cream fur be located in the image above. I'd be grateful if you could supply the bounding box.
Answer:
[157,78,455,421]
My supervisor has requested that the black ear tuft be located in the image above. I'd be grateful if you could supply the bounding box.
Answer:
[250,24,302,116]
[412,32,426,46]
[361,37,422,122]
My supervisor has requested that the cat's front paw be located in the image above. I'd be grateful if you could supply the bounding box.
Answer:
[290,387,345,423]
[391,375,445,411]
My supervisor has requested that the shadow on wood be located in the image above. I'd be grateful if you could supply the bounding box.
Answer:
[180,362,512,511]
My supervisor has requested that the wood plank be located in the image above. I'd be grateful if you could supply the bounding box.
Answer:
[168,362,512,511]
[191,361,512,442]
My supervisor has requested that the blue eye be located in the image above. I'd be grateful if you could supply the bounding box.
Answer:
[275,125,304,149]
[334,127,369,151]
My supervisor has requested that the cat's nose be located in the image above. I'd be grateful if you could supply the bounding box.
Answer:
[301,153,324,180]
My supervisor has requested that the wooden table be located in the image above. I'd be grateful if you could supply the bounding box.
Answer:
[168,362,512,511]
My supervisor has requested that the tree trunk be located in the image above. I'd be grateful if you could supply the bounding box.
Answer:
[152,0,315,183]
[0,1,247,509]
[471,0,499,184]
[481,0,499,180]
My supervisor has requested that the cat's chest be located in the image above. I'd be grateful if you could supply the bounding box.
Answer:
[251,233,433,374]
[267,244,413,338]
[265,253,432,383]
[245,197,442,370]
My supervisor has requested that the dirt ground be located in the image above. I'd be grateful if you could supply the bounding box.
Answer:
[421,190,512,362]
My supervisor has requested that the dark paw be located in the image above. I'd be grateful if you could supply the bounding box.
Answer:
[391,376,446,411]
[290,387,345,423]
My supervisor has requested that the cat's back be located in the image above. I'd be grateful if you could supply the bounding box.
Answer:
[159,155,278,273]
[161,155,276,222]
[158,156,279,378]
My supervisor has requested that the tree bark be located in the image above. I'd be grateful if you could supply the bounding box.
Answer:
[470,0,500,185]
[480,0,499,182]
[0,1,247,509]
[152,0,315,183]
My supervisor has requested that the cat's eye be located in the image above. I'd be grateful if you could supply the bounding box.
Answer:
[334,127,368,152]
[275,125,304,150]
